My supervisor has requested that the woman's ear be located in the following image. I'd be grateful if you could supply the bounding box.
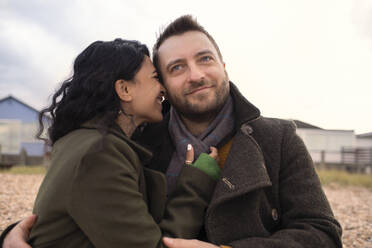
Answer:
[115,79,133,102]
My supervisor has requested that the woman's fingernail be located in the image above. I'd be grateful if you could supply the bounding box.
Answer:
[187,144,192,150]
[163,237,173,244]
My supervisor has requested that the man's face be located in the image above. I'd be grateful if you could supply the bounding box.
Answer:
[157,31,230,120]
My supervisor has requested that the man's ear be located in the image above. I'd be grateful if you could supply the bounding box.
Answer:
[115,79,133,102]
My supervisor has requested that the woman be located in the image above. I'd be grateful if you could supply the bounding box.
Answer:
[28,39,220,247]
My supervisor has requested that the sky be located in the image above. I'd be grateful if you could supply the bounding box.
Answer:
[0,0,371,134]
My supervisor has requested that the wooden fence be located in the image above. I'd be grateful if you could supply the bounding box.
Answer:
[312,148,372,173]
[0,145,44,168]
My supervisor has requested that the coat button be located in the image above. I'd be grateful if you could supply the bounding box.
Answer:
[240,124,253,135]
[271,208,279,221]
[222,177,235,190]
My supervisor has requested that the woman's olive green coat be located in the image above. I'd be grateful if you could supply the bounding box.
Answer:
[28,122,216,248]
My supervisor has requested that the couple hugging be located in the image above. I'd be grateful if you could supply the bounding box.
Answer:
[1,15,342,248]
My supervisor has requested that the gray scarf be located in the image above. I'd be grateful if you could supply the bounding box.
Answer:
[166,96,235,194]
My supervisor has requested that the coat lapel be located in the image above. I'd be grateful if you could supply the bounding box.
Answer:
[143,167,167,223]
[209,129,272,207]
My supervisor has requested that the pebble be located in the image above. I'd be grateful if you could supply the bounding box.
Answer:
[0,174,371,247]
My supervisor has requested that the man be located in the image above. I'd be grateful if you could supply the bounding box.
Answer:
[1,15,342,248]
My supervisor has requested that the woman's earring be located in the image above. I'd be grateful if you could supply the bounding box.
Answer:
[160,96,165,103]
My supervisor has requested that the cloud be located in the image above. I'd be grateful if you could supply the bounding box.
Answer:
[3,1,87,46]
[0,0,160,108]
[352,0,372,39]
[0,0,371,133]
[0,7,77,108]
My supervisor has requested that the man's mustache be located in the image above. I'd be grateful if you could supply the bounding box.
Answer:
[184,81,214,95]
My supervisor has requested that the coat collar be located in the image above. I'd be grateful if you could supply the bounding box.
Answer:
[81,120,153,164]
[209,129,272,207]
[208,82,271,207]
[229,82,261,127]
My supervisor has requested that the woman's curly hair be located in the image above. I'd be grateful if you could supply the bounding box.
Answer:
[37,38,149,144]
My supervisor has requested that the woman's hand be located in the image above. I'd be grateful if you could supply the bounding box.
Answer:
[3,215,37,248]
[185,144,194,165]
[163,237,219,248]
[185,144,219,164]
[208,147,218,163]
[185,145,220,180]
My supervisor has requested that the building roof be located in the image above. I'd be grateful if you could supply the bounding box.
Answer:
[291,119,323,129]
[0,95,51,123]
[357,132,372,139]
[0,95,40,114]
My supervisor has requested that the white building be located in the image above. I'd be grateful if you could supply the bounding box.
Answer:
[0,119,22,154]
[356,132,372,148]
[293,120,371,167]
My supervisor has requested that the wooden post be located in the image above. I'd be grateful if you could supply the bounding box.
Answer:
[321,150,325,169]
[341,147,345,164]
[355,148,359,173]
[19,148,27,165]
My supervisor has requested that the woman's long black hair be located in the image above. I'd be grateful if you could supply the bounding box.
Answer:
[37,39,150,144]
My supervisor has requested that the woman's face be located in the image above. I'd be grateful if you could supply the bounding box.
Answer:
[130,56,166,124]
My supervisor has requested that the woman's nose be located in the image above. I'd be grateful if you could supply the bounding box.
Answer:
[159,83,166,94]
[159,87,167,103]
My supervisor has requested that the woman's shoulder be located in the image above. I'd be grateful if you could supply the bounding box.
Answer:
[53,128,134,162]
[52,125,152,173]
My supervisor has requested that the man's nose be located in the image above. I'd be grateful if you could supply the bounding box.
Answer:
[188,63,205,83]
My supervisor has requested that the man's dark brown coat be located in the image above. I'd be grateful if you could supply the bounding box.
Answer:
[139,82,343,248]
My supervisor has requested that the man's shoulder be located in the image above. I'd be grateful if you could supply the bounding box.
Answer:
[251,116,296,134]
[245,116,298,150]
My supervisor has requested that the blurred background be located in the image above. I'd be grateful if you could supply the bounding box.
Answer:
[0,0,371,170]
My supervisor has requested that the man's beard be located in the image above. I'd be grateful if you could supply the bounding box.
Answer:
[168,78,230,123]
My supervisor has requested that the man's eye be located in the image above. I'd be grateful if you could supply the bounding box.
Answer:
[170,65,181,72]
[200,56,212,62]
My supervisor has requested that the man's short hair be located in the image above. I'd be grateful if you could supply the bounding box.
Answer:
[152,15,223,76]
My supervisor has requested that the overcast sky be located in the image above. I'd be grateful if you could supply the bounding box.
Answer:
[0,0,371,134]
